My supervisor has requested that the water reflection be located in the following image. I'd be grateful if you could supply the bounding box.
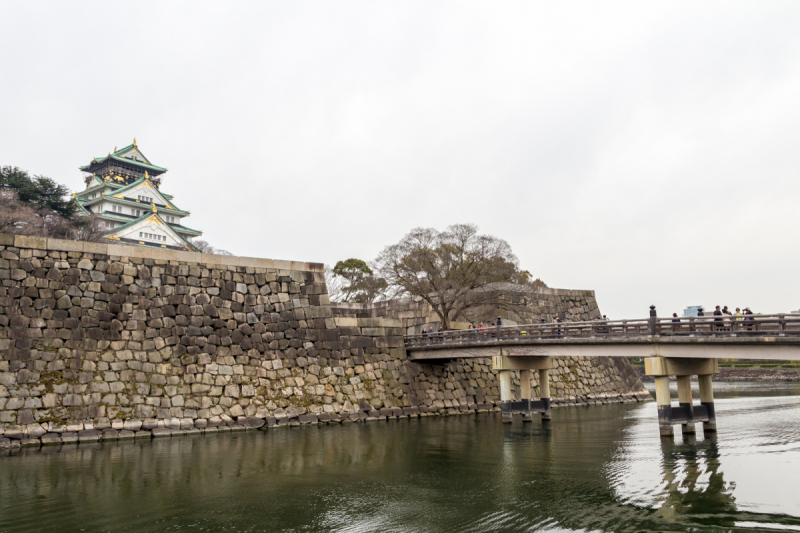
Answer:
[655,435,737,525]
[1,384,800,532]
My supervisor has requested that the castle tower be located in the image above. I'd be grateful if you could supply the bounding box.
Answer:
[74,140,202,250]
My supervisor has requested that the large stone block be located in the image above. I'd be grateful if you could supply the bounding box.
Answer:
[83,241,108,254]
[15,235,46,249]
[47,238,83,252]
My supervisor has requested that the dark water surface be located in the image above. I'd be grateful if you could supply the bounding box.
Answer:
[2,382,800,533]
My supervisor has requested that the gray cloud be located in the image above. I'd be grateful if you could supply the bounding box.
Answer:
[2,1,799,318]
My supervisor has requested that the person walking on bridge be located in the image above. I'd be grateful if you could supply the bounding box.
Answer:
[691,308,703,333]
[714,306,724,332]
[672,313,681,333]
[723,306,732,330]
[744,308,754,330]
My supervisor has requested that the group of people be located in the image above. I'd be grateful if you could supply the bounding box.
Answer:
[419,307,760,339]
[671,305,755,331]
[421,326,442,335]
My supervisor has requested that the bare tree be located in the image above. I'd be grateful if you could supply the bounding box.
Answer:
[70,215,107,242]
[324,264,344,302]
[374,223,523,330]
[193,239,233,255]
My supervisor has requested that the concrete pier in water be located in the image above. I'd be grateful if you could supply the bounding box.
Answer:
[494,355,552,424]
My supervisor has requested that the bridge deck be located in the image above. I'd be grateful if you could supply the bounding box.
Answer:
[405,314,800,361]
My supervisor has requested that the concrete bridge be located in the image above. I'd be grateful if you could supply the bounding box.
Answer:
[404,306,800,437]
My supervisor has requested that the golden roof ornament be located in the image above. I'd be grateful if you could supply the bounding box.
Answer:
[145,170,149,180]
[151,203,157,213]
[133,137,137,146]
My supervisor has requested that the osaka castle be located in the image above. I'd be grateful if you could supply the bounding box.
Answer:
[74,140,202,250]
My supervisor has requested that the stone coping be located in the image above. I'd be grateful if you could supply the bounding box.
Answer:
[0,233,323,273]
[334,317,404,328]
[329,288,596,311]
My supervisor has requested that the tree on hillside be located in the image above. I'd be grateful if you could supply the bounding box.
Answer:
[0,166,102,241]
[374,223,528,330]
[193,239,233,255]
[516,269,548,288]
[332,258,387,303]
[0,166,76,219]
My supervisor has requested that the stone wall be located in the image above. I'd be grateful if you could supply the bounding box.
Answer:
[0,234,648,449]
[332,286,602,335]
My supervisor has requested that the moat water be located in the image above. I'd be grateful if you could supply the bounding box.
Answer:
[2,382,800,533]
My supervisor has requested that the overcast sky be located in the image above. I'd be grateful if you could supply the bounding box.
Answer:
[2,1,800,318]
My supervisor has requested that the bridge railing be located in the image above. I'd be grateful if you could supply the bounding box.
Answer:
[403,314,800,348]
[655,314,800,337]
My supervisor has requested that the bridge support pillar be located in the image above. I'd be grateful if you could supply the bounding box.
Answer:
[676,376,695,435]
[499,370,513,424]
[520,370,533,422]
[654,376,673,437]
[539,369,551,421]
[646,357,719,438]
[493,356,554,425]
[698,374,716,432]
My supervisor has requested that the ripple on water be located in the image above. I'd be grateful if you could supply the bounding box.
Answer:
[2,384,800,532]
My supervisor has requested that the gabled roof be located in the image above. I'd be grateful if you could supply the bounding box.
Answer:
[105,176,186,212]
[80,141,167,174]
[81,195,190,216]
[112,143,152,164]
[97,210,201,235]
[107,212,196,250]
[75,179,124,199]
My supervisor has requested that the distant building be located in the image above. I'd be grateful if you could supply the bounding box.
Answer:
[73,140,202,250]
[684,305,704,317]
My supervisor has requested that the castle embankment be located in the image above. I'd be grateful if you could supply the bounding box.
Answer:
[0,234,648,448]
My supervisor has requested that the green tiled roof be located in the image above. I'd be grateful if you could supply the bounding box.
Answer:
[104,176,185,212]
[74,199,91,215]
[79,156,157,172]
[172,224,202,236]
[79,189,189,216]
[98,211,197,236]
[80,142,166,174]
[97,212,134,223]
[80,154,167,173]
[76,180,122,199]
